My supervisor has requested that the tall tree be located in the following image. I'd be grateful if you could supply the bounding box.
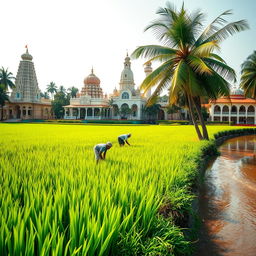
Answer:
[0,85,9,120]
[67,86,79,98]
[52,91,70,119]
[0,67,15,91]
[46,81,57,99]
[58,85,66,94]
[240,51,256,99]
[132,3,248,140]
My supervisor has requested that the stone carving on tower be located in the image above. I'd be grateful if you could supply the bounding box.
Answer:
[10,48,41,103]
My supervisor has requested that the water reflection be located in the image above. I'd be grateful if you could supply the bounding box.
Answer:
[196,135,256,256]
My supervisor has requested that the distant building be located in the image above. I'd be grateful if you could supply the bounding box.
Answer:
[64,54,170,120]
[209,88,256,124]
[64,68,111,119]
[1,48,52,120]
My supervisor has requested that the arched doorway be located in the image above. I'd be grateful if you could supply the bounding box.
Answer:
[15,105,21,118]
[120,103,130,119]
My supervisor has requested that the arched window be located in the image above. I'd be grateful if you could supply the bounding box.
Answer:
[122,92,129,99]
[214,105,221,114]
[222,105,229,114]
[239,105,246,115]
[248,105,255,113]
[231,106,237,113]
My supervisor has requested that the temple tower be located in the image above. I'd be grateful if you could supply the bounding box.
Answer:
[119,54,135,90]
[144,62,153,99]
[10,47,41,102]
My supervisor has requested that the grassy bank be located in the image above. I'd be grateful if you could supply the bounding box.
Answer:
[0,124,247,255]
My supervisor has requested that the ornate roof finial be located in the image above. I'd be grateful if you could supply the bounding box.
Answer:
[126,49,129,57]
[91,66,94,74]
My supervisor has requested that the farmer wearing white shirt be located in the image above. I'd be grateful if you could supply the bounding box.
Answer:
[93,142,112,163]
[118,134,131,146]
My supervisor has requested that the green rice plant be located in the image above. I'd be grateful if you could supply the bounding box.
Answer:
[0,124,249,255]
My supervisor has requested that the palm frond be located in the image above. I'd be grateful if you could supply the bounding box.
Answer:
[195,10,232,45]
[187,56,212,75]
[202,19,249,44]
[140,59,174,93]
[192,41,219,57]
[131,45,177,60]
[203,57,236,82]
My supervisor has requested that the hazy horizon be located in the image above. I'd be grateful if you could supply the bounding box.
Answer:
[1,0,255,95]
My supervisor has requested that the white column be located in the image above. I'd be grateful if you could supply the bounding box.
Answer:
[78,108,80,119]
[64,107,67,119]
[228,106,231,123]
[220,105,223,122]
[137,106,141,120]
[255,108,256,124]
[245,106,248,124]
[85,108,87,119]
[70,108,73,118]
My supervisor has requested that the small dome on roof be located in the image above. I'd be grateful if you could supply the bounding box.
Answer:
[84,68,100,86]
[21,48,33,61]
[231,86,244,95]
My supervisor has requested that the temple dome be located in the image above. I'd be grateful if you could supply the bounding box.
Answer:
[81,68,103,98]
[231,87,244,95]
[21,49,33,61]
[84,68,100,86]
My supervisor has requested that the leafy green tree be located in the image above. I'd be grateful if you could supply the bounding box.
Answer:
[143,104,161,121]
[0,67,15,91]
[46,82,57,99]
[240,51,256,99]
[52,91,70,119]
[132,3,248,140]
[0,85,9,120]
[67,86,79,98]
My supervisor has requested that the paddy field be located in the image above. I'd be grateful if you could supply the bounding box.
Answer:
[0,124,242,255]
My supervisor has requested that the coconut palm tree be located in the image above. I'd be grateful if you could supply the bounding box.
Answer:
[58,85,66,95]
[67,86,79,98]
[240,51,256,99]
[46,81,57,99]
[0,67,15,91]
[132,3,248,140]
[0,84,9,120]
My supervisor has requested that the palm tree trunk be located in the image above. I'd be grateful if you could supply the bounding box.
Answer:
[192,97,209,140]
[187,94,203,140]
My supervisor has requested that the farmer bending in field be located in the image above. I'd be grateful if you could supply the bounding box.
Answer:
[118,133,131,146]
[93,142,112,164]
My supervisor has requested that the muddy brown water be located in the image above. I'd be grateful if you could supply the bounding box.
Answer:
[196,135,256,256]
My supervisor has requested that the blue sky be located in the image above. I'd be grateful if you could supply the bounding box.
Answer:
[1,0,255,94]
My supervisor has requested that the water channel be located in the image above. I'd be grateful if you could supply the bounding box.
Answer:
[196,135,256,256]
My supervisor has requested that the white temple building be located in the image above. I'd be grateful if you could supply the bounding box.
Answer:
[209,88,256,124]
[64,54,169,120]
